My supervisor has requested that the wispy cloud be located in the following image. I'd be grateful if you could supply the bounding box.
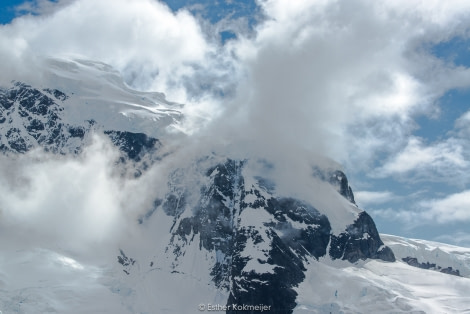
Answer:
[418,190,470,223]
[355,191,395,207]
[0,137,118,252]
[372,190,470,226]
[14,0,75,17]
[374,136,469,184]
[434,231,470,248]
[0,135,164,261]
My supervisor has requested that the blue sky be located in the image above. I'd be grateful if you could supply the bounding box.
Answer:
[1,0,470,247]
[0,0,22,24]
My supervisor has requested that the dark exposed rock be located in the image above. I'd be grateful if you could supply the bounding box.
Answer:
[330,212,395,263]
[117,249,136,275]
[43,88,69,101]
[313,167,357,204]
[162,193,187,217]
[227,229,304,314]
[0,82,77,154]
[6,128,29,153]
[68,126,86,138]
[440,267,461,276]
[160,159,393,314]
[329,170,356,204]
[402,257,461,276]
[265,198,331,260]
[104,130,161,161]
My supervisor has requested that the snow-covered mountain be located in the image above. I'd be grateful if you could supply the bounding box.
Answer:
[1,59,469,314]
[0,58,182,153]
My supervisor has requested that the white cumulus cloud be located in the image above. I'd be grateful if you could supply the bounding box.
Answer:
[375,136,469,184]
[419,190,470,223]
[355,191,395,207]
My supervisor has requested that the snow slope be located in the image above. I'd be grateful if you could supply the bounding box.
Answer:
[2,234,469,313]
[296,257,470,313]
[296,234,470,313]
[382,234,470,278]
[42,58,184,138]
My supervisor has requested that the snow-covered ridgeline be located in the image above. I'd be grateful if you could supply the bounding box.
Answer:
[382,233,470,277]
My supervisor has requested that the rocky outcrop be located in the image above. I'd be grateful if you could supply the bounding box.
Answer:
[402,257,461,276]
[329,170,356,204]
[104,130,161,162]
[329,212,395,263]
[0,83,161,169]
[158,159,394,313]
[0,82,75,154]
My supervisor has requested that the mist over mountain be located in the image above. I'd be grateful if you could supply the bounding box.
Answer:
[0,57,469,314]
[1,0,470,313]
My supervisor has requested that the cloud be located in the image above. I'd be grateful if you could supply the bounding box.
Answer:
[1,0,470,250]
[372,189,470,226]
[0,135,158,261]
[2,0,470,166]
[355,191,395,207]
[418,190,470,223]
[434,231,470,248]
[208,0,470,172]
[371,207,418,226]
[375,136,469,184]
[14,0,75,17]
[455,110,470,137]
[0,0,217,100]
[0,0,240,136]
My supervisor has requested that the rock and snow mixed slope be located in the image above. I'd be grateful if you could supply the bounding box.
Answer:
[0,59,469,313]
[122,157,394,313]
[0,58,181,154]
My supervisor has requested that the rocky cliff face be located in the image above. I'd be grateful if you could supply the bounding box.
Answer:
[137,158,395,313]
[329,170,356,204]
[0,82,75,154]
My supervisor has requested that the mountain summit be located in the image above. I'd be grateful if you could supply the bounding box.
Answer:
[0,59,469,314]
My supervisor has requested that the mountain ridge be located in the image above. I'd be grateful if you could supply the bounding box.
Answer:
[1,60,469,313]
